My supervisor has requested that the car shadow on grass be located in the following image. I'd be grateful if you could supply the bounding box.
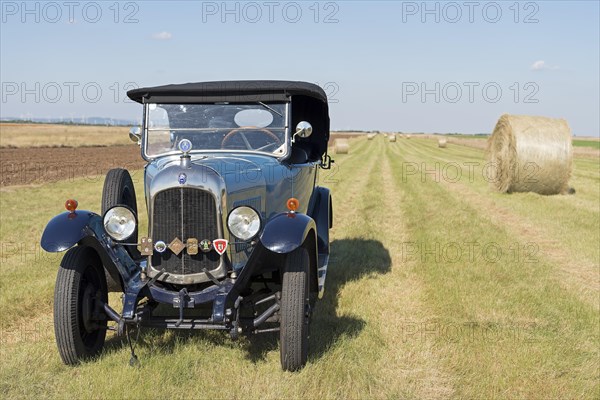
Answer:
[103,239,391,366]
[243,238,391,364]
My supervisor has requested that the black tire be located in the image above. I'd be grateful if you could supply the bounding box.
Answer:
[102,168,140,259]
[54,246,108,365]
[280,247,310,371]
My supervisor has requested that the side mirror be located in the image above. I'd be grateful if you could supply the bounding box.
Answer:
[292,121,313,143]
[129,127,141,145]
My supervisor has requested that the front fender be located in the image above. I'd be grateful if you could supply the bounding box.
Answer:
[259,212,316,254]
[41,210,99,252]
[41,210,139,293]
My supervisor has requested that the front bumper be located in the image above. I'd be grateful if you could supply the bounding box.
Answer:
[108,235,275,333]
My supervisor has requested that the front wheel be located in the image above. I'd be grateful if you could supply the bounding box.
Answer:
[280,247,310,371]
[102,168,139,260]
[54,246,108,365]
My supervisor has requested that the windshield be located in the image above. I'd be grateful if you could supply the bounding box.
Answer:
[145,103,288,157]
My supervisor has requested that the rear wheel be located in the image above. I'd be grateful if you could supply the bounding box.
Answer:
[280,247,310,371]
[54,246,108,365]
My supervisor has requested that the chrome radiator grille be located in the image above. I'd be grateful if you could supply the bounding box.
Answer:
[151,188,220,276]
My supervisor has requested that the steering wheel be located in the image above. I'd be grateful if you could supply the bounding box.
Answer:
[221,127,282,150]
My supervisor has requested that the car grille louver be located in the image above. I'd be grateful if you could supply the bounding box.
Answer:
[151,188,220,276]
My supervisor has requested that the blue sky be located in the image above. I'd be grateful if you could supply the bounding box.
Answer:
[1,1,599,135]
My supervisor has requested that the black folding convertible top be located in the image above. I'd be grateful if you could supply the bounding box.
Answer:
[127,80,327,104]
[128,80,330,160]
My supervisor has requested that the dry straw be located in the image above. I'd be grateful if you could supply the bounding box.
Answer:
[406,134,411,139]
[487,114,573,195]
[367,133,376,140]
[438,138,448,148]
[389,134,397,142]
[334,138,350,154]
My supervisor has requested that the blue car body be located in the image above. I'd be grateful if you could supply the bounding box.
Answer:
[41,81,333,339]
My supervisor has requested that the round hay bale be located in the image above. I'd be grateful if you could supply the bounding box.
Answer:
[334,139,350,154]
[406,134,411,139]
[438,138,447,148]
[367,133,376,140]
[487,114,572,195]
[389,135,397,142]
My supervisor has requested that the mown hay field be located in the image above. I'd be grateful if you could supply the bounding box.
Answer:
[0,134,599,399]
[0,123,131,148]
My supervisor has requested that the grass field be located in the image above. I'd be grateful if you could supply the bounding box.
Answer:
[573,139,600,149]
[1,136,599,398]
[440,134,489,139]
[0,123,131,148]
[2,123,597,149]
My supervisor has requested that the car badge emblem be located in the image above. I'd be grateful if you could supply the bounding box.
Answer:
[168,237,185,255]
[199,239,212,253]
[178,173,187,185]
[186,238,199,255]
[154,240,167,253]
[178,138,192,153]
[140,237,153,256]
[213,239,228,255]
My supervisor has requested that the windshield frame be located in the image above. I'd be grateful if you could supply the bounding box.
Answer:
[141,101,290,161]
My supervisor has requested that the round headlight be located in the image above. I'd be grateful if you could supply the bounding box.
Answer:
[103,206,136,241]
[227,206,261,241]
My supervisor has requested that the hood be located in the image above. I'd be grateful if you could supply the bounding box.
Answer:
[145,154,269,216]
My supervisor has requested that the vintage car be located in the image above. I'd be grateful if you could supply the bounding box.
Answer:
[41,80,333,371]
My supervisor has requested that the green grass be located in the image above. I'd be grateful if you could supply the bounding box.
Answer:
[386,139,599,398]
[1,136,598,398]
[404,139,600,267]
[435,135,599,148]
[573,139,600,149]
